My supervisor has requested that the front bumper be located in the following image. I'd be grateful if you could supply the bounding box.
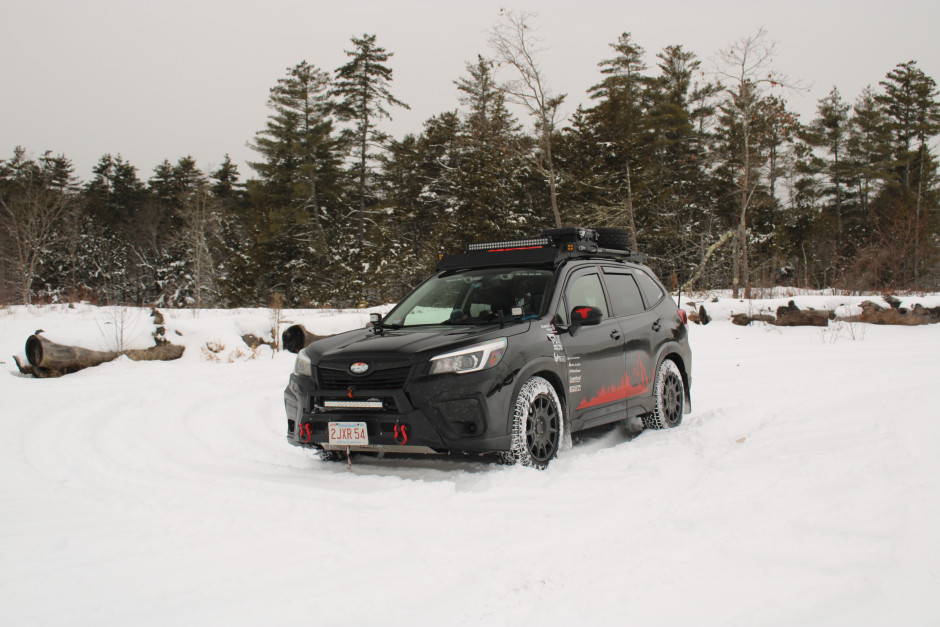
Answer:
[284,365,516,455]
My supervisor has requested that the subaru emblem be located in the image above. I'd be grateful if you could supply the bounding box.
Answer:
[350,362,369,374]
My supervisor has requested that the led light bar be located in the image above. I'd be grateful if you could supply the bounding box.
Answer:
[323,400,384,410]
[467,237,550,252]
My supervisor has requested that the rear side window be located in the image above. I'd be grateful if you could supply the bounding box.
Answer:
[635,270,665,308]
[603,272,644,316]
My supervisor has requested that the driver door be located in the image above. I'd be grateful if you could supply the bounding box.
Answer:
[556,267,627,429]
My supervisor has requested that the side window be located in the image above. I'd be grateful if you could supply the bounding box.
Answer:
[603,272,644,316]
[565,273,609,318]
[554,299,568,325]
[635,270,665,309]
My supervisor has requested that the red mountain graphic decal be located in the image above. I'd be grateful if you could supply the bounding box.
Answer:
[576,356,651,410]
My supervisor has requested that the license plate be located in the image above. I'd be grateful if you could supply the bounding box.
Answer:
[328,422,369,446]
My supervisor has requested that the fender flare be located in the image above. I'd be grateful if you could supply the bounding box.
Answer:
[651,340,692,412]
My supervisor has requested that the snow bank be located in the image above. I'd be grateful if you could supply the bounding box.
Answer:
[679,290,940,322]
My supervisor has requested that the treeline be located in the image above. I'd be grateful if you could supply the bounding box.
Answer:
[1,23,938,307]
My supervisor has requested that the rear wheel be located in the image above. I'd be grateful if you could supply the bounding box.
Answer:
[642,359,684,429]
[503,376,564,469]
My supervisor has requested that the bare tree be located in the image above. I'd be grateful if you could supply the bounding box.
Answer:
[180,181,222,310]
[713,29,804,297]
[0,149,78,304]
[489,9,565,227]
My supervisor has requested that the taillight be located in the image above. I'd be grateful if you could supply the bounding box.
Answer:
[677,308,688,325]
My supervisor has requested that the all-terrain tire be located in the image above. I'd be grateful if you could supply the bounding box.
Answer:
[502,376,565,469]
[595,227,632,251]
[642,359,685,429]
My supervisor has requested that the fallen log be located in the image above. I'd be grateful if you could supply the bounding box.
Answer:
[282,324,326,354]
[730,301,831,327]
[25,334,120,375]
[18,333,185,378]
[731,313,776,326]
[123,344,185,361]
[241,334,274,350]
[843,300,940,325]
[774,301,831,327]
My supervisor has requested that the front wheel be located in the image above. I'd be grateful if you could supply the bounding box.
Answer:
[642,359,685,429]
[503,376,564,469]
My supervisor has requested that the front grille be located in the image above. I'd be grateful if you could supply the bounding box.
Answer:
[318,366,411,390]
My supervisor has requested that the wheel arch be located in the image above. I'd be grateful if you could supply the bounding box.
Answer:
[512,358,569,419]
[654,344,692,413]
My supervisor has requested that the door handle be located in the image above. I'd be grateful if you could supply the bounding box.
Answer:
[652,319,662,332]
[610,329,622,340]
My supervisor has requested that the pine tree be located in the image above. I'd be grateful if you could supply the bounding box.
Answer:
[642,45,718,279]
[85,154,147,233]
[247,61,343,305]
[875,61,940,287]
[802,88,853,273]
[250,61,340,229]
[585,33,651,250]
[332,34,409,236]
[210,155,241,201]
[846,87,892,220]
[382,112,462,287]
[452,56,529,244]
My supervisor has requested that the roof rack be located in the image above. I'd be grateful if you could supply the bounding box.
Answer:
[437,227,647,271]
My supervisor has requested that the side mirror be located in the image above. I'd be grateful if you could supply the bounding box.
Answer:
[568,305,603,336]
[370,312,384,334]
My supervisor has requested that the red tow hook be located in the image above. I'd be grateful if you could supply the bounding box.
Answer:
[298,423,313,443]
[393,424,409,445]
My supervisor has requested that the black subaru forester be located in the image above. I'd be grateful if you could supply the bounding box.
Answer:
[284,228,691,469]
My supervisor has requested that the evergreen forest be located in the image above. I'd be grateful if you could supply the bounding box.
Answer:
[2,25,939,308]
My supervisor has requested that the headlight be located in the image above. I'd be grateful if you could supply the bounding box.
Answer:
[429,338,507,375]
[294,351,312,377]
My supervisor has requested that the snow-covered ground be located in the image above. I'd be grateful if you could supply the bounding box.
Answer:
[1,296,938,626]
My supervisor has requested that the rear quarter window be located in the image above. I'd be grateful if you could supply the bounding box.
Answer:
[635,270,665,308]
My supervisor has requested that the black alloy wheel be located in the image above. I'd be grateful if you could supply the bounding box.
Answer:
[526,392,560,463]
[505,376,565,469]
[643,359,685,430]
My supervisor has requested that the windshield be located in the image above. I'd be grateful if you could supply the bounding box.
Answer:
[385,268,553,328]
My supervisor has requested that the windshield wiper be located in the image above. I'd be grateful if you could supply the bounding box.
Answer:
[384,322,450,329]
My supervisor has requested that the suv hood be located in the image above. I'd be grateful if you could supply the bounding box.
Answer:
[304,323,530,364]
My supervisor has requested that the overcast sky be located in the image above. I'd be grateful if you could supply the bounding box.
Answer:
[2,0,938,181]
